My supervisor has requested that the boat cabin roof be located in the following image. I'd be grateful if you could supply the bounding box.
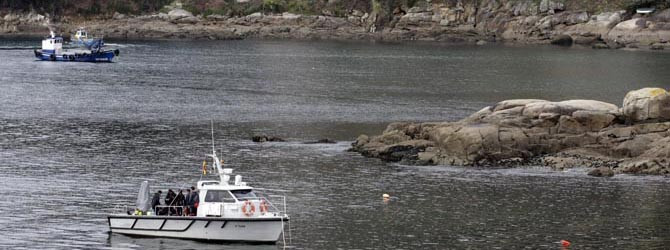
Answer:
[44,37,63,42]
[197,180,253,191]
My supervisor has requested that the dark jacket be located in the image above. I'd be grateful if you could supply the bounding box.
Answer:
[151,192,161,210]
[184,192,192,206]
[165,190,176,206]
[191,192,199,205]
[175,192,185,206]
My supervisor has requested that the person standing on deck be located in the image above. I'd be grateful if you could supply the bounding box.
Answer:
[165,189,176,215]
[184,189,192,216]
[175,189,186,215]
[151,190,162,213]
[190,186,199,216]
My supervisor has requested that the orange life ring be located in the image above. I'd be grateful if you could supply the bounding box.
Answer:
[241,200,255,217]
[259,200,269,215]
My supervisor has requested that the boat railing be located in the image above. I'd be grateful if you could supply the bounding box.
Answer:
[265,195,287,216]
[245,195,290,245]
[154,205,190,216]
[265,195,291,246]
[243,194,287,216]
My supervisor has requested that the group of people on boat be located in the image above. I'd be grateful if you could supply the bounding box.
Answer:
[150,186,199,216]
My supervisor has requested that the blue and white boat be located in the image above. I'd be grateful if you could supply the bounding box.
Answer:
[34,31,119,62]
[71,27,105,49]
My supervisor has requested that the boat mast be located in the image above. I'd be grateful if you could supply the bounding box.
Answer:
[211,120,215,155]
[208,121,229,185]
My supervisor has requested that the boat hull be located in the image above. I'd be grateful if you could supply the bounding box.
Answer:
[108,215,286,243]
[34,49,118,62]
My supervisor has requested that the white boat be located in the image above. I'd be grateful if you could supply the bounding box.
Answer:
[107,130,290,244]
[34,31,118,62]
[636,7,655,14]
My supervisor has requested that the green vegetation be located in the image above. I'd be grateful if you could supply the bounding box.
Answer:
[0,0,171,17]
[1,0,666,20]
[180,0,363,16]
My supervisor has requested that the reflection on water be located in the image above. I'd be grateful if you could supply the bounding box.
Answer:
[1,39,670,249]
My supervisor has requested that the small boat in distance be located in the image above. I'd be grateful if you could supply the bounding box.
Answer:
[34,31,119,62]
[71,27,105,49]
[107,128,291,244]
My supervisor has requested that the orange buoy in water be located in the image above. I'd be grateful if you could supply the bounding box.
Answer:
[560,240,571,247]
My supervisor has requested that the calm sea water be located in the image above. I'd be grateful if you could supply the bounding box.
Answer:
[1,39,670,249]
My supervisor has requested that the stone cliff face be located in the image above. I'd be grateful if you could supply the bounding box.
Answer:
[351,88,670,176]
[0,11,47,35]
[2,0,670,49]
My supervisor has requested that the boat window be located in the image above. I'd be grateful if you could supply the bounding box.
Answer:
[204,190,235,203]
[230,190,257,201]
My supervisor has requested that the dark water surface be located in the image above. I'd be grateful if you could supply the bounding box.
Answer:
[1,39,670,249]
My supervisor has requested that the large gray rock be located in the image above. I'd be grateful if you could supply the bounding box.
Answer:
[622,88,670,122]
[174,16,200,24]
[398,12,434,26]
[522,100,618,118]
[3,13,20,22]
[563,11,623,39]
[539,0,564,13]
[350,87,670,176]
[588,167,614,177]
[571,110,615,131]
[168,9,194,20]
[618,159,670,175]
[613,18,646,31]
[591,11,624,28]
[113,12,126,20]
[652,8,670,22]
[493,99,547,111]
[281,12,301,20]
[206,14,228,21]
[566,12,590,25]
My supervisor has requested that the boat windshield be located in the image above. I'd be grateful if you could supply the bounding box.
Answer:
[204,190,235,203]
[230,189,257,201]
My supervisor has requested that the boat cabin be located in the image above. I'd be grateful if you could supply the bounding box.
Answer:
[41,36,63,55]
[196,169,274,218]
[74,28,88,41]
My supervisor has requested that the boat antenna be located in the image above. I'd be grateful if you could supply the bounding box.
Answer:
[210,120,215,155]
[207,121,227,184]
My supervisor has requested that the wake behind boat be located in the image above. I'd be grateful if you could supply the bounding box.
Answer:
[107,129,290,244]
[34,31,119,62]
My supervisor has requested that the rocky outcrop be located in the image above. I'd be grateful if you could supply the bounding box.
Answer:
[0,11,48,35]
[622,88,670,122]
[2,3,670,50]
[251,135,285,142]
[304,138,337,144]
[588,167,615,177]
[351,88,670,175]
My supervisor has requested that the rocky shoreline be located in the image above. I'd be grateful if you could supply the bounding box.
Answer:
[350,88,670,176]
[3,1,670,50]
